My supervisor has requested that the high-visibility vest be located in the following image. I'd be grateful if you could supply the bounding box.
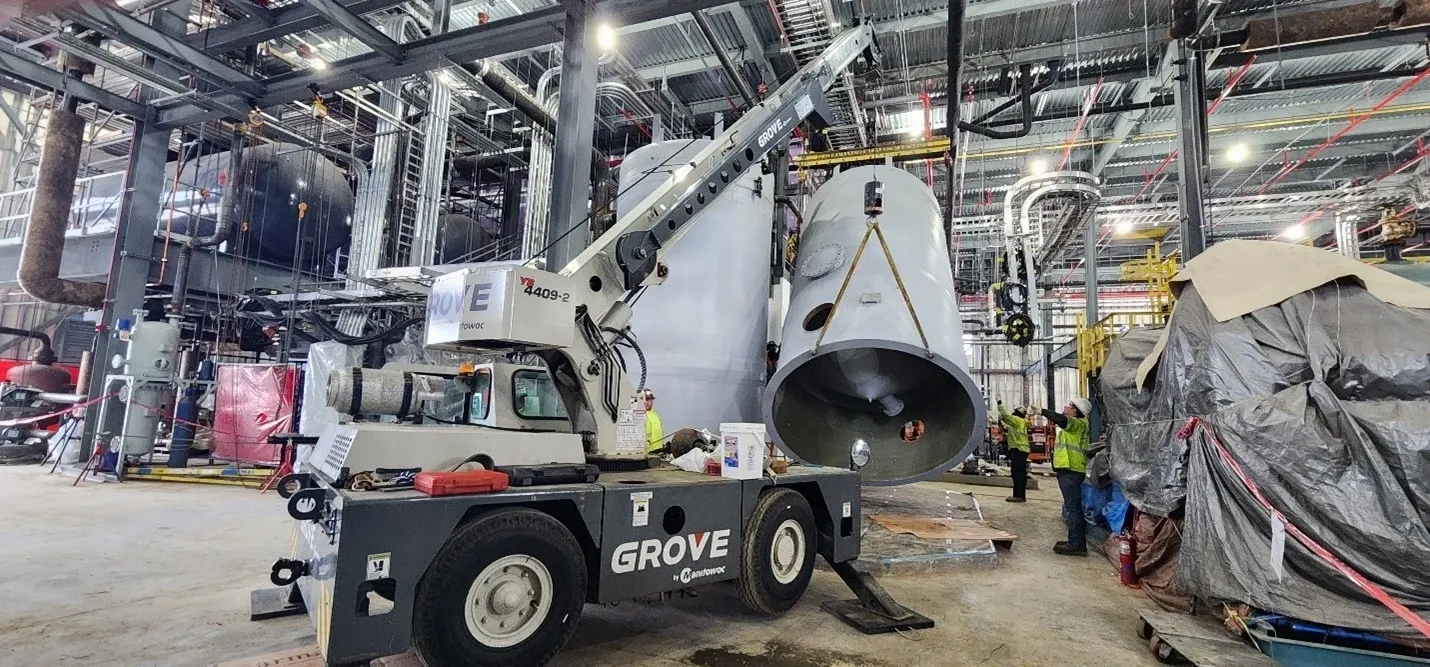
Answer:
[999,406,1030,452]
[1053,415,1090,473]
[645,410,664,453]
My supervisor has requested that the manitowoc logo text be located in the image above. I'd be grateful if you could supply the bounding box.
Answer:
[610,529,731,573]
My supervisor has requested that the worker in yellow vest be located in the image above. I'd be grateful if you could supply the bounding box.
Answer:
[642,389,665,454]
[1035,396,1092,557]
[998,401,1030,503]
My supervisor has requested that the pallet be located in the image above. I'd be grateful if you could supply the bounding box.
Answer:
[1137,609,1278,666]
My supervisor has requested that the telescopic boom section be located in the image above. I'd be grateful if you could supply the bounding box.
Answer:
[558,22,879,325]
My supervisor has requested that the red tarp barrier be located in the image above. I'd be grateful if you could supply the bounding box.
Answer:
[213,364,298,465]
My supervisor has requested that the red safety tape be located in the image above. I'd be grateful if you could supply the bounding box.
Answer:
[130,400,247,439]
[0,393,115,428]
[1178,416,1430,639]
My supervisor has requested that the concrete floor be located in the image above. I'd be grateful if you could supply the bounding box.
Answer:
[0,465,1158,666]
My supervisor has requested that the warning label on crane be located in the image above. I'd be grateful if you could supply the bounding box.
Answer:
[616,408,646,455]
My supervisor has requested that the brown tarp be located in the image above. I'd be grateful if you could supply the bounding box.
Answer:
[1134,513,1193,614]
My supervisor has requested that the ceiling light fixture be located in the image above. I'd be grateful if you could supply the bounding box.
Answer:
[1283,223,1306,240]
[1226,143,1250,163]
[596,23,617,52]
[1028,158,1049,175]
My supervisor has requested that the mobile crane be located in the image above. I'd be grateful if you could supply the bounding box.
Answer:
[258,21,934,666]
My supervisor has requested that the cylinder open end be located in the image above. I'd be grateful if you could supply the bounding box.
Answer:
[764,341,985,485]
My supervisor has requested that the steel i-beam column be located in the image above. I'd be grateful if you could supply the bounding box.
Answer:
[80,5,188,458]
[1173,40,1210,259]
[544,0,600,271]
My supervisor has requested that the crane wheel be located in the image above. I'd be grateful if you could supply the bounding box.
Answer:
[737,488,817,615]
[413,508,586,667]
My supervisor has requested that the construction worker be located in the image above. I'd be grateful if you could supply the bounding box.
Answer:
[643,389,664,454]
[997,400,1030,503]
[1034,396,1092,556]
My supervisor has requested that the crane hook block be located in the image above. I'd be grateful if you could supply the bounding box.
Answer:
[864,180,884,216]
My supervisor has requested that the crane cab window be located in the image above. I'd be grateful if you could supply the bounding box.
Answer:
[467,369,492,422]
[512,369,568,420]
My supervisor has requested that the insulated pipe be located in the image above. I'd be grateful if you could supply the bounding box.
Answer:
[169,130,244,319]
[765,166,986,485]
[998,171,1098,328]
[477,59,559,135]
[692,9,757,107]
[17,108,106,309]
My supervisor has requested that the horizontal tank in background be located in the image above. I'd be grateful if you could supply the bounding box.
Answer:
[78,142,354,269]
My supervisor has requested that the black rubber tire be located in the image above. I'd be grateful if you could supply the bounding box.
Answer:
[412,508,586,667]
[737,487,817,615]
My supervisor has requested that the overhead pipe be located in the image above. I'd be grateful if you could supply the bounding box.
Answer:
[874,65,1425,144]
[957,63,1044,140]
[168,130,244,319]
[692,9,757,108]
[945,0,965,224]
[0,327,54,357]
[1238,0,1430,51]
[475,59,559,135]
[18,50,106,309]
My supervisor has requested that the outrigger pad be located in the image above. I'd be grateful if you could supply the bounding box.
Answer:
[821,599,935,634]
[250,585,307,621]
[821,557,936,634]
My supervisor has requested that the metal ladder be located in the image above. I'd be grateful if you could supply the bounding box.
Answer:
[390,126,426,267]
[771,0,869,149]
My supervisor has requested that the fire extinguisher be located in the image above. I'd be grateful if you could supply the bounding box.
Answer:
[1119,533,1140,588]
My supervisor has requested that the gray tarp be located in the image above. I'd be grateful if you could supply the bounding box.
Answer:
[1102,241,1430,637]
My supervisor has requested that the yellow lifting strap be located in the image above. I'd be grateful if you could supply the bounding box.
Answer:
[813,216,931,353]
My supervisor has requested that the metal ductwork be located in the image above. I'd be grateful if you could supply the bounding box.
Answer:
[17,108,106,309]
[765,166,986,485]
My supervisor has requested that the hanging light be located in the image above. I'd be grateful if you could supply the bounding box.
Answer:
[1028,158,1049,175]
[596,23,617,52]
[1226,143,1250,163]
[1115,219,1133,234]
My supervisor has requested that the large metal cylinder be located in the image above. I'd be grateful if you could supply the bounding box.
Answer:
[764,166,986,485]
[622,140,772,434]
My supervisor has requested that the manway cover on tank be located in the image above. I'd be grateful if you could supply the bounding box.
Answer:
[764,166,986,485]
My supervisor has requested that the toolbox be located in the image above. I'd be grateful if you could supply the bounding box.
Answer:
[498,464,600,487]
[414,469,510,496]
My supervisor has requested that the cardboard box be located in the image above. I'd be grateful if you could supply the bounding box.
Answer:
[720,422,766,480]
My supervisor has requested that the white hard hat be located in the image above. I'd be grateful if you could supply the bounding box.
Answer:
[1070,397,1092,417]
